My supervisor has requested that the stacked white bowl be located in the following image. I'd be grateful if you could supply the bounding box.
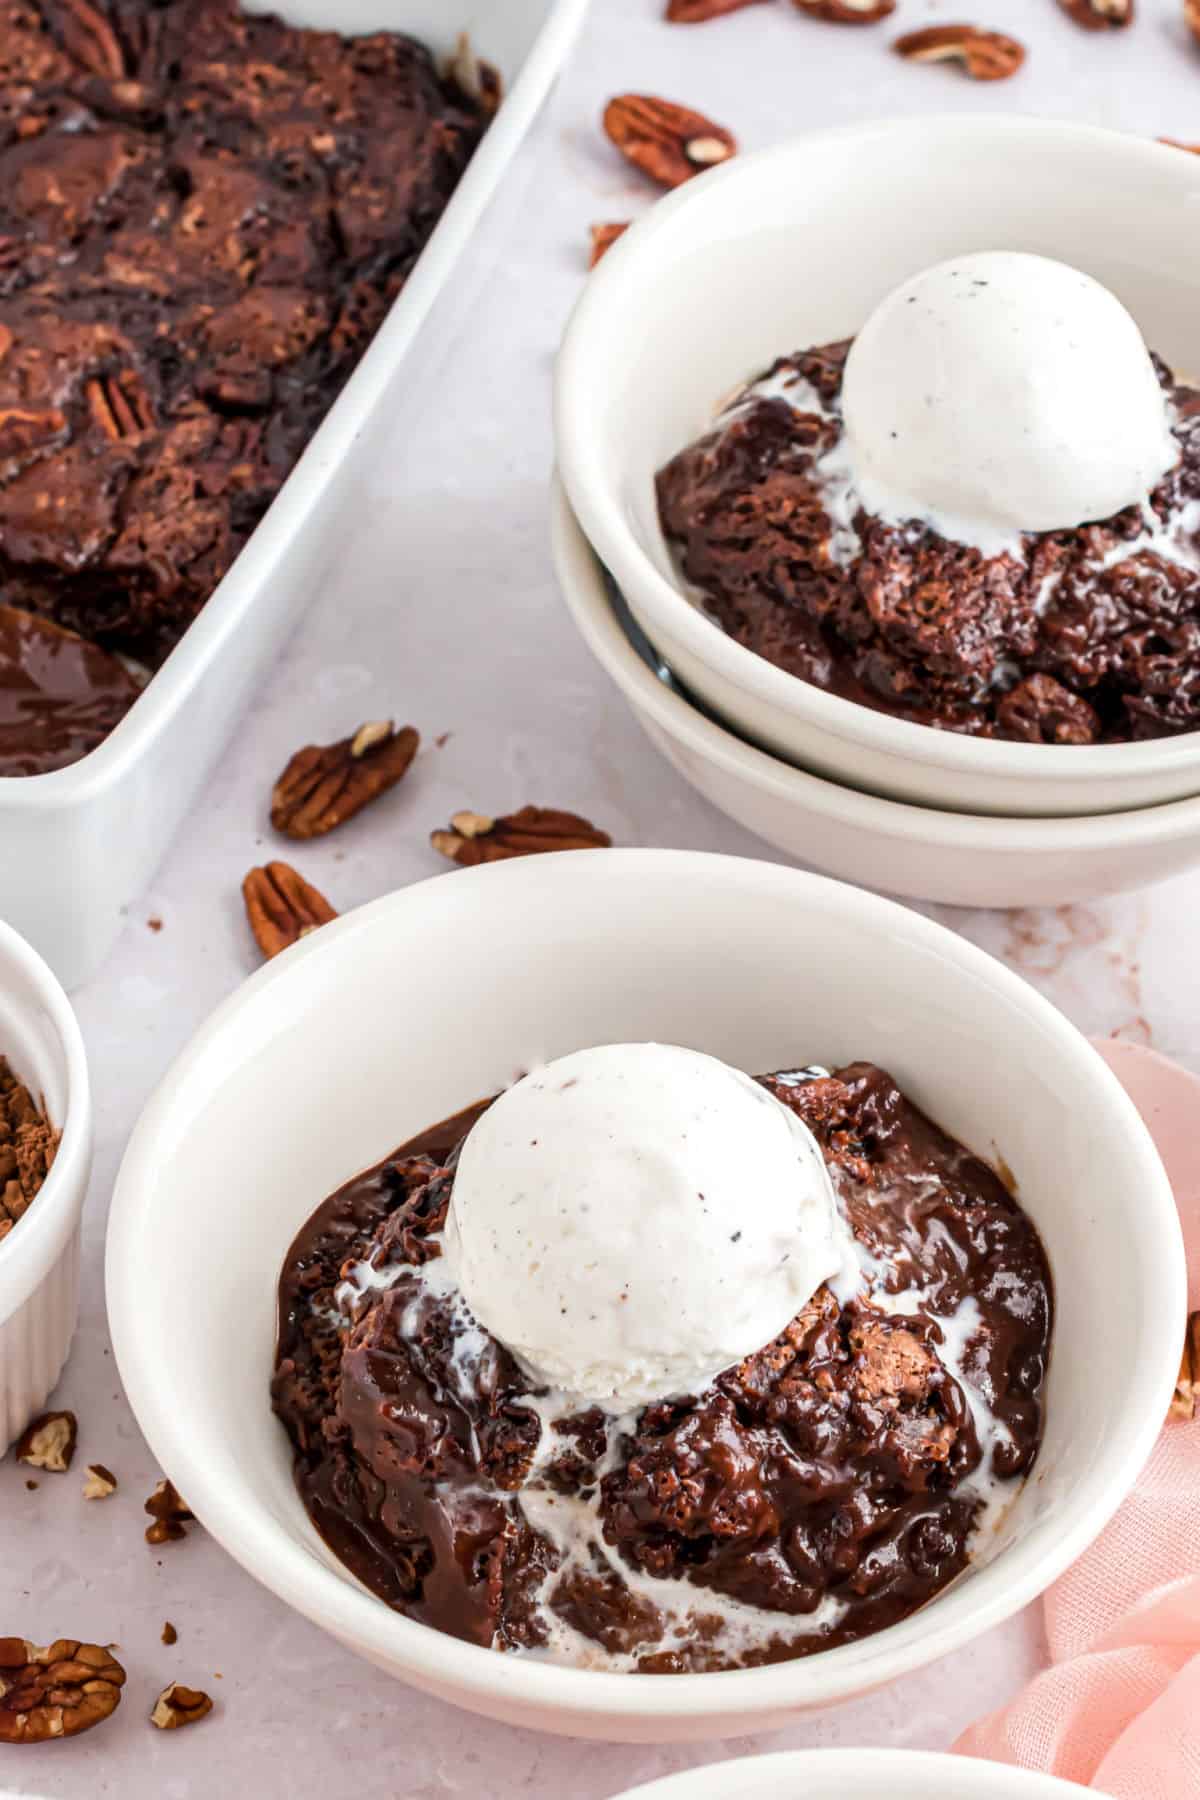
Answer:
[554,115,1200,908]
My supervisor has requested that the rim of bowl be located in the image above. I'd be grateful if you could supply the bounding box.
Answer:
[0,917,91,1316]
[107,849,1185,1726]
[550,472,1200,851]
[555,113,1200,787]
[615,1748,1091,1799]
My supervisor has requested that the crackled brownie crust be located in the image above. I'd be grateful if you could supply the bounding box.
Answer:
[0,0,487,770]
[656,342,1200,742]
[272,1065,1052,1672]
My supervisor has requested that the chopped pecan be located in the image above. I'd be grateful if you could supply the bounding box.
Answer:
[242,863,337,961]
[0,1058,60,1243]
[161,1621,178,1646]
[270,721,419,839]
[0,408,67,462]
[431,806,612,867]
[666,0,768,18]
[793,0,895,20]
[15,1411,77,1474]
[55,0,127,79]
[446,32,502,116]
[1058,0,1132,23]
[589,222,631,267]
[1169,1310,1200,1421]
[894,23,1026,78]
[603,95,737,189]
[144,1478,194,1546]
[0,1638,125,1742]
[151,1682,213,1729]
[85,371,155,440]
[82,1464,118,1500]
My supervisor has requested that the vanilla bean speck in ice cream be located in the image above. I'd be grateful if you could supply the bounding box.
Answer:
[441,1043,849,1410]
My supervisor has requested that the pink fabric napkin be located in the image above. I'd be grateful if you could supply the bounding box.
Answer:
[956,1041,1200,1797]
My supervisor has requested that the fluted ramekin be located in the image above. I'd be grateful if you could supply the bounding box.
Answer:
[0,918,92,1452]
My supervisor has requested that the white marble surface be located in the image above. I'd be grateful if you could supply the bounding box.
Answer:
[5,1,1200,1793]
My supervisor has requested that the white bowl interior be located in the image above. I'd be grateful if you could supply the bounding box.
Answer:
[619,1747,1085,1800]
[108,854,1182,1732]
[569,119,1200,600]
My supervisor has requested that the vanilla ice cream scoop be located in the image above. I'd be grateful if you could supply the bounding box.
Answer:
[441,1043,844,1412]
[839,251,1178,557]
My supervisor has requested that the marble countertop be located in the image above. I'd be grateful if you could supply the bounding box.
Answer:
[5,0,1200,1793]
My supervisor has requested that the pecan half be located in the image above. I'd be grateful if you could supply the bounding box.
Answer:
[793,0,895,20]
[589,222,631,267]
[271,721,419,839]
[151,1682,213,1730]
[85,371,155,440]
[431,806,612,867]
[242,863,337,961]
[666,0,767,19]
[15,1411,77,1474]
[1058,0,1133,24]
[82,1464,117,1500]
[603,95,737,189]
[894,23,1025,78]
[56,0,127,79]
[0,1059,60,1244]
[1169,1310,1200,1421]
[144,1479,194,1546]
[0,1639,125,1743]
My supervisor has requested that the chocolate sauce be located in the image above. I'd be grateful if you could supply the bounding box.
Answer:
[272,1064,1053,1672]
[0,603,140,776]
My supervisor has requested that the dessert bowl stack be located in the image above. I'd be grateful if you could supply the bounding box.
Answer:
[554,115,1200,909]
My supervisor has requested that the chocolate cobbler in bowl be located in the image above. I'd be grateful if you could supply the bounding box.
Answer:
[273,1059,1052,1672]
[656,343,1200,750]
[0,0,489,776]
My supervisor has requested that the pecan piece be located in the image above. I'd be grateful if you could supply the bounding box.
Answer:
[242,863,337,961]
[603,95,737,189]
[666,0,768,19]
[0,1058,60,1243]
[1169,1310,1200,1421]
[431,806,612,867]
[271,721,419,839]
[894,23,1025,78]
[161,1621,178,1646]
[589,222,631,267]
[85,371,155,441]
[446,32,502,116]
[1187,0,1200,44]
[144,1478,194,1546]
[0,1638,125,1742]
[15,1411,77,1473]
[0,407,67,462]
[82,1464,117,1500]
[793,0,895,20]
[55,0,127,79]
[1058,0,1133,24]
[151,1682,213,1730]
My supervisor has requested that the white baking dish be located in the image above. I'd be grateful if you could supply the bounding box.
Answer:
[0,0,587,992]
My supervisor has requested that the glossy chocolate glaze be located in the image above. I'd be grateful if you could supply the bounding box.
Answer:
[0,602,140,775]
[272,1066,1053,1671]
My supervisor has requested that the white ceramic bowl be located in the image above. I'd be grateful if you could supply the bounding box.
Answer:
[0,0,587,992]
[0,919,92,1453]
[551,478,1200,910]
[107,850,1184,1741]
[615,1750,1086,1799]
[555,115,1200,820]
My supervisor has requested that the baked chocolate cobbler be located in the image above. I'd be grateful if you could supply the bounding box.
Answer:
[272,1064,1052,1671]
[656,343,1200,744]
[0,0,488,775]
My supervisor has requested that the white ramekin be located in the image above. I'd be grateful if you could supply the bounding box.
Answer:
[0,0,587,993]
[106,850,1184,1741]
[555,115,1200,820]
[550,478,1200,909]
[0,919,92,1453]
[615,1750,1087,1799]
